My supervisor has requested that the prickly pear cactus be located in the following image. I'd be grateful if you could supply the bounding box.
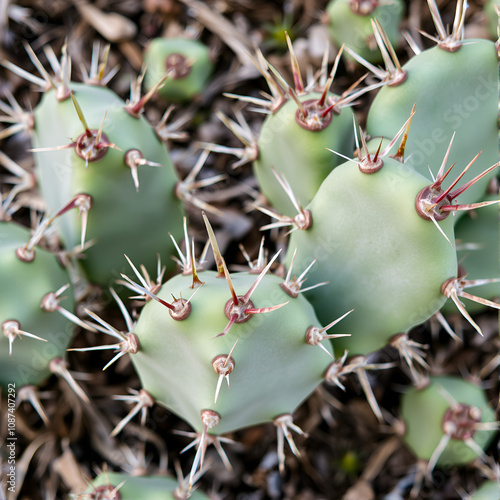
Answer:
[212,35,376,216]
[470,479,500,500]
[254,90,355,215]
[325,0,404,63]
[130,267,332,435]
[284,135,458,356]
[249,36,378,215]
[1,0,499,498]
[81,215,352,483]
[441,192,500,316]
[0,222,75,388]
[78,471,210,500]
[31,78,184,287]
[365,2,499,215]
[484,0,500,39]
[400,375,497,468]
[144,37,214,102]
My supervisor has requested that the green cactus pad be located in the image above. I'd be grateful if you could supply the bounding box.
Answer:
[0,222,75,388]
[254,92,355,215]
[401,376,497,467]
[130,270,332,434]
[285,155,457,356]
[484,0,500,39]
[80,471,209,499]
[31,82,184,287]
[326,0,404,63]
[470,479,500,500]
[366,40,499,217]
[144,37,214,102]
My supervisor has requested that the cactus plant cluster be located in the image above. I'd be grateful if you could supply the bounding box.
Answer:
[0,0,498,499]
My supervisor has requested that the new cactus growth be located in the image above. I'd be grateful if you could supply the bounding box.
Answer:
[0,221,76,388]
[3,43,185,288]
[143,37,214,102]
[325,0,404,63]
[400,375,497,470]
[364,0,499,217]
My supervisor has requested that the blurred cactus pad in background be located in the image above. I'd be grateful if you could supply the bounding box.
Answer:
[0,0,499,499]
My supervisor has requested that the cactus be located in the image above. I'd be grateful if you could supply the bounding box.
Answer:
[76,214,354,483]
[441,192,500,316]
[129,268,331,434]
[282,118,499,357]
[143,37,214,103]
[469,479,500,500]
[214,36,380,216]
[253,89,355,215]
[3,43,185,288]
[0,221,76,388]
[76,470,210,499]
[325,0,404,63]
[1,1,499,498]
[364,0,499,217]
[400,375,497,470]
[252,39,384,215]
[484,0,500,39]
[282,120,456,356]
